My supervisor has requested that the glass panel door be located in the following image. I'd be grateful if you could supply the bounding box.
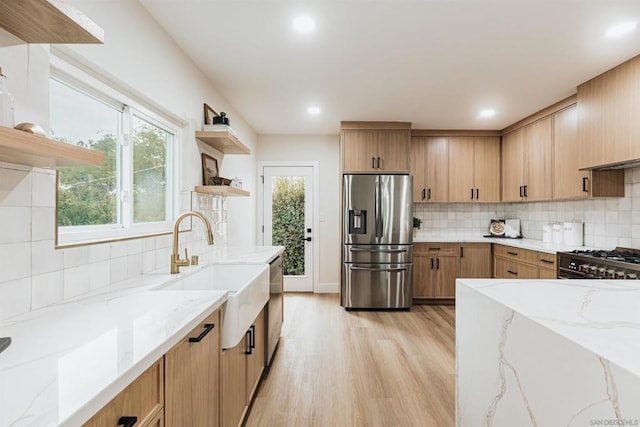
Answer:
[263,166,314,292]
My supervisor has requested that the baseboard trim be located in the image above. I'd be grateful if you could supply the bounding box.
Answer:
[315,282,339,293]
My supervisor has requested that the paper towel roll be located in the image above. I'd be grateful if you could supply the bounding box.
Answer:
[563,222,584,246]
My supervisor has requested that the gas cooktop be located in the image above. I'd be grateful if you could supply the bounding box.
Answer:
[558,247,640,279]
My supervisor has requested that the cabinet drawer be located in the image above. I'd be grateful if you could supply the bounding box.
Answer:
[493,244,538,265]
[494,257,538,279]
[84,359,164,427]
[538,267,558,279]
[414,242,458,254]
[538,252,557,269]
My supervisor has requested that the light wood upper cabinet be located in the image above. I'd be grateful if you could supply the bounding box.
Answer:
[578,54,640,169]
[165,310,221,427]
[411,136,448,202]
[341,131,377,172]
[377,131,410,172]
[448,137,475,202]
[502,117,552,202]
[341,124,410,173]
[554,105,625,200]
[501,128,525,202]
[524,116,553,201]
[449,137,500,202]
[554,105,588,199]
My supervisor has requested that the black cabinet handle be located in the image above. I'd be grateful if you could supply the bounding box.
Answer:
[582,177,589,193]
[377,157,381,169]
[507,270,518,275]
[427,189,431,200]
[460,246,464,258]
[471,188,474,199]
[301,237,312,242]
[118,417,137,427]
[507,251,518,256]
[422,188,426,200]
[430,258,434,269]
[540,259,555,264]
[372,157,375,169]
[245,330,253,355]
[250,325,256,349]
[524,185,528,197]
[436,258,440,269]
[476,188,479,200]
[188,323,215,343]
[428,247,441,251]
[519,186,523,198]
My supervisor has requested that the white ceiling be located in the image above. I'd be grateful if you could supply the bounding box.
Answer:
[139,0,640,135]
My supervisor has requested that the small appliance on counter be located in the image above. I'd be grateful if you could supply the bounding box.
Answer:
[542,224,552,243]
[563,222,584,246]
[485,219,521,238]
[552,223,563,244]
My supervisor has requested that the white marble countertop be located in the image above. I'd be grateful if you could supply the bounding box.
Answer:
[414,231,597,254]
[458,278,640,378]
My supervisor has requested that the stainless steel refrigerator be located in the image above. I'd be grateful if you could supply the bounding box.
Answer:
[341,174,413,309]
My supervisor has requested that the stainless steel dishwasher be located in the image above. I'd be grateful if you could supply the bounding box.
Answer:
[266,255,283,365]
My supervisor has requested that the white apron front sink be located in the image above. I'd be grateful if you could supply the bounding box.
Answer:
[154,263,269,348]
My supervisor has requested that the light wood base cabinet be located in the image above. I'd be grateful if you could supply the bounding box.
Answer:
[459,243,492,278]
[222,307,266,427]
[165,310,221,427]
[493,244,559,279]
[413,243,458,300]
[84,360,164,427]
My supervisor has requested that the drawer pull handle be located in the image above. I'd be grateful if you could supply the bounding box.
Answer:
[428,247,441,251]
[245,330,253,355]
[250,325,256,349]
[507,251,518,256]
[436,258,440,269]
[507,270,518,275]
[118,416,138,427]
[540,259,555,264]
[189,323,215,343]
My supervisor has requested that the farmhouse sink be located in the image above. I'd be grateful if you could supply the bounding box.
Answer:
[154,263,269,349]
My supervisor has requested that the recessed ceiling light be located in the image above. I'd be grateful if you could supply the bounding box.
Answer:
[307,106,321,115]
[293,15,315,34]
[478,109,496,118]
[606,21,637,38]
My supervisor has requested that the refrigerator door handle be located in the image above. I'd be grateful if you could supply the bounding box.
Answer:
[349,266,408,272]
[374,177,382,238]
[349,248,408,253]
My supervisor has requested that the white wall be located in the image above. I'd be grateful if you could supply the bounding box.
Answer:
[0,0,258,320]
[257,134,340,290]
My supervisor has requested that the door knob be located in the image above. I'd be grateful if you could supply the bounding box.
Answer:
[302,237,312,242]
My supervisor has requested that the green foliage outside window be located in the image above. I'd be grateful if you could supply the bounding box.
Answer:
[272,177,305,276]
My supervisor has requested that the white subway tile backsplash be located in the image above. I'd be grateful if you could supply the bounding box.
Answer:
[110,257,128,284]
[142,251,155,274]
[127,239,143,255]
[0,207,31,244]
[89,261,110,291]
[63,246,90,269]
[31,207,55,241]
[0,278,31,320]
[0,168,32,207]
[89,243,111,263]
[63,265,90,299]
[126,254,143,279]
[31,170,56,208]
[32,271,64,310]
[0,242,31,282]
[32,240,63,275]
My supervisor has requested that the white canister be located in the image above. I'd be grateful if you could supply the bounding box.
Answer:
[552,223,563,244]
[542,224,552,243]
[563,222,584,246]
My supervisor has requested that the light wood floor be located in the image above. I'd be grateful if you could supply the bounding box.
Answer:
[246,294,455,427]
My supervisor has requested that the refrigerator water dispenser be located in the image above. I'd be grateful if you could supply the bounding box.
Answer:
[349,210,366,234]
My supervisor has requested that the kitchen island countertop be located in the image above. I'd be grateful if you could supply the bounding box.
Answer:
[456,278,640,425]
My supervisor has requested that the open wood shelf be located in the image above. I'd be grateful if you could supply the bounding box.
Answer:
[0,125,104,168]
[195,128,251,155]
[194,185,250,197]
[0,0,104,44]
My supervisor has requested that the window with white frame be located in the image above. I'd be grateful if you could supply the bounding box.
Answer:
[50,62,178,245]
